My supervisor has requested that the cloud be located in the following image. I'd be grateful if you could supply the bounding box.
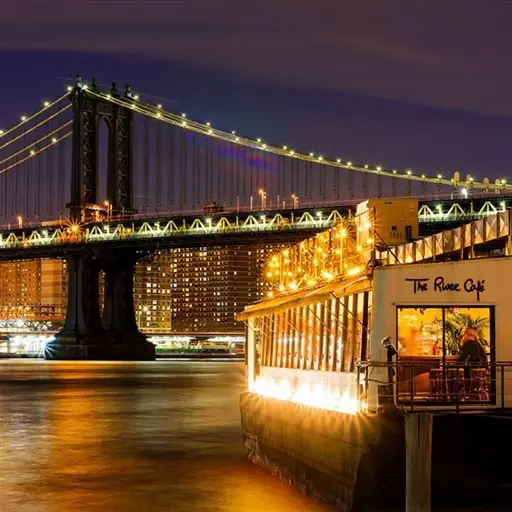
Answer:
[2,0,512,114]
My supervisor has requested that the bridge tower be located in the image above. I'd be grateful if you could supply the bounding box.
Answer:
[68,75,135,222]
[45,76,154,361]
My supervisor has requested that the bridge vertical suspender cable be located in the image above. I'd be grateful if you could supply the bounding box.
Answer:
[181,126,188,209]
[143,116,149,213]
[155,120,162,212]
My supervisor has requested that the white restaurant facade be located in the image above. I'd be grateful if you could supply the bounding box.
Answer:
[241,200,512,413]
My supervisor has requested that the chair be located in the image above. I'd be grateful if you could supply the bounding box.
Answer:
[445,367,465,401]
[429,368,444,400]
[468,368,489,401]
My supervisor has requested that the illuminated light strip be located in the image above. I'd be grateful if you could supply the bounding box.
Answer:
[0,93,70,141]
[88,89,510,192]
[0,131,71,176]
[0,209,340,248]
[0,121,72,167]
[0,104,72,152]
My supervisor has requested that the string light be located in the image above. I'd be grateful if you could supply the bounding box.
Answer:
[20,116,26,122]
[43,101,49,108]
[91,87,510,191]
[157,104,162,109]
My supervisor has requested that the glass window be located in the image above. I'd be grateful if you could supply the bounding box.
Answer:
[396,305,494,404]
[397,308,443,357]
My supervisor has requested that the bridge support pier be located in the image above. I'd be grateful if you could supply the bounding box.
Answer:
[102,254,155,360]
[44,250,154,361]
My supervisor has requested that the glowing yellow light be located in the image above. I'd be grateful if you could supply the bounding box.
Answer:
[364,164,368,169]
[156,112,162,118]
[21,116,26,122]
[262,144,267,149]
[289,282,298,290]
[206,122,211,127]
[468,176,474,182]
[134,94,139,100]
[43,101,49,107]
[29,149,35,155]
[257,138,261,142]
[279,285,285,292]
[502,179,507,185]
[392,170,397,174]
[267,291,274,298]
[347,266,361,276]
[318,156,323,161]
[290,150,295,155]
[67,86,72,92]
[0,130,4,136]
[307,279,317,287]
[421,174,426,178]
[336,158,341,163]
[208,129,213,135]
[235,137,240,142]
[367,237,374,245]
[266,272,273,278]
[181,113,187,118]
[157,104,162,109]
[340,229,347,238]
[321,271,334,281]
[437,174,443,179]
[283,145,287,150]
[70,224,80,233]
[376,166,382,171]
[356,245,363,252]
[309,152,314,157]
[407,170,412,175]
[347,161,352,166]
[251,376,360,415]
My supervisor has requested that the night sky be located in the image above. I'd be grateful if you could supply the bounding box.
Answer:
[1,0,512,181]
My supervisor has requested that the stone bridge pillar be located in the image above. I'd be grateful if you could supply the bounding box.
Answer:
[102,252,155,360]
[44,249,154,360]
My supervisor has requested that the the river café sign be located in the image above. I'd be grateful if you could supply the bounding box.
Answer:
[405,276,486,302]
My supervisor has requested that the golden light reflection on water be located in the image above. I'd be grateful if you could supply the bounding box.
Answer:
[0,360,331,512]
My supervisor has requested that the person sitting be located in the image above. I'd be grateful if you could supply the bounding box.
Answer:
[460,328,487,364]
[460,328,488,399]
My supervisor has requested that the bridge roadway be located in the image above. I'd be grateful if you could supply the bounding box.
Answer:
[0,193,509,261]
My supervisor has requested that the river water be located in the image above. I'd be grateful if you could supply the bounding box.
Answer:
[0,360,331,512]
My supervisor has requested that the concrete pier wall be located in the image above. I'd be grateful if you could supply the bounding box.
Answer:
[241,392,512,510]
[239,392,403,511]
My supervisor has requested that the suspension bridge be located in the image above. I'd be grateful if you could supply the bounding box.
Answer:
[0,75,509,360]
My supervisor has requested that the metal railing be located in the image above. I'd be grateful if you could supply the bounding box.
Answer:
[357,360,512,414]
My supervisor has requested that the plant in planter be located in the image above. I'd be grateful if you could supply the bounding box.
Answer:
[443,313,490,355]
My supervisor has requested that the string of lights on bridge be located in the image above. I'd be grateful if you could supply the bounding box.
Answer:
[84,84,509,194]
[0,81,509,196]
[0,93,72,177]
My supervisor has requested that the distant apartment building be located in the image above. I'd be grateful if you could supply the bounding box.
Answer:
[0,244,283,331]
[134,244,281,333]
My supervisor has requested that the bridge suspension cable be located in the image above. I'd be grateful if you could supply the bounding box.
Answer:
[0,103,72,152]
[0,121,72,168]
[87,87,508,194]
[0,131,71,176]
[0,93,70,140]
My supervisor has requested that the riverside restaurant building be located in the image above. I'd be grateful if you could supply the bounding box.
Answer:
[239,198,512,413]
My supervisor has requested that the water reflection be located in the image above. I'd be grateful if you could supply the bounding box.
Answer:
[0,360,331,512]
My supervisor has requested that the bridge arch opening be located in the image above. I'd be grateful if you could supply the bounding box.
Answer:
[97,117,113,217]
